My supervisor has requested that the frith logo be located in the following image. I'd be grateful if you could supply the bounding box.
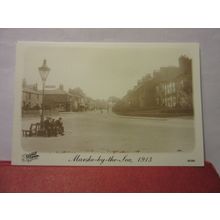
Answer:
[22,152,39,162]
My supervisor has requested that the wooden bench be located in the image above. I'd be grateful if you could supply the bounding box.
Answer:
[22,123,41,137]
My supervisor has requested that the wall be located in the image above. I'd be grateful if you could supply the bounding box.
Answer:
[0,29,220,174]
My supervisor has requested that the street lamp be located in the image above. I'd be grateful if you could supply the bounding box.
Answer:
[38,59,50,130]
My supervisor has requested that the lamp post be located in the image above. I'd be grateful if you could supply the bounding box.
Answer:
[38,59,50,129]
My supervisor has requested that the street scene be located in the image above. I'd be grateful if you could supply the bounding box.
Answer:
[20,43,195,153]
[22,111,194,153]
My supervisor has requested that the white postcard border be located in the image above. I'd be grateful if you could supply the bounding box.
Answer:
[12,42,204,166]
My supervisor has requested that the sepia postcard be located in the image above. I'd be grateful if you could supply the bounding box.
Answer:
[12,42,204,166]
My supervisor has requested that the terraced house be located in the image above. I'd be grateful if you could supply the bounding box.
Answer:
[155,56,192,111]
[43,85,88,112]
[22,81,89,113]
[113,55,193,115]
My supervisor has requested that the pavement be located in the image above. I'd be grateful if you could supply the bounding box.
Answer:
[22,111,195,153]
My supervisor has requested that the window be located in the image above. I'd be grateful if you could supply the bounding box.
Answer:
[167,83,171,94]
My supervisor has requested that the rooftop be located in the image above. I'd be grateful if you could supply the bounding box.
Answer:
[23,88,41,94]
[42,89,67,95]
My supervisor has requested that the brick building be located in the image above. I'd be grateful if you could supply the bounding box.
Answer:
[43,85,88,112]
[155,56,193,111]
[124,74,157,110]
[113,55,193,114]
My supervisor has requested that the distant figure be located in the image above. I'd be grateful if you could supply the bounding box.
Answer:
[51,118,57,136]
[44,117,51,137]
[55,117,64,135]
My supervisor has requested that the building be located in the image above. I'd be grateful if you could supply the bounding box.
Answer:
[127,74,157,110]
[155,56,193,111]
[154,66,180,109]
[42,85,88,112]
[22,81,42,110]
[22,79,93,113]
[113,74,157,112]
[68,88,88,111]
[43,88,71,112]
[113,55,193,114]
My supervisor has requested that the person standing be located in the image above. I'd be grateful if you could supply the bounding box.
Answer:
[55,117,64,135]
[51,118,57,136]
[44,117,51,137]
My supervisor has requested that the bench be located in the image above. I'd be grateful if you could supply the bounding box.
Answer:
[22,123,41,137]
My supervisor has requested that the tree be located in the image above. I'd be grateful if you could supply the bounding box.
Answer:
[69,87,86,97]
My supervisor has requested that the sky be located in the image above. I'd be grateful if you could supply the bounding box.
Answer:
[23,43,192,100]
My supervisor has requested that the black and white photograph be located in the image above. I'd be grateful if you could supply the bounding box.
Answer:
[12,42,204,166]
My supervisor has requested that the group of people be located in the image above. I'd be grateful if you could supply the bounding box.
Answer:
[44,117,64,137]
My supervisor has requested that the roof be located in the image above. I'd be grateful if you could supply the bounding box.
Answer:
[23,88,41,94]
[42,89,67,95]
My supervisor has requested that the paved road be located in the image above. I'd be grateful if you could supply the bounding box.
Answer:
[22,111,194,153]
